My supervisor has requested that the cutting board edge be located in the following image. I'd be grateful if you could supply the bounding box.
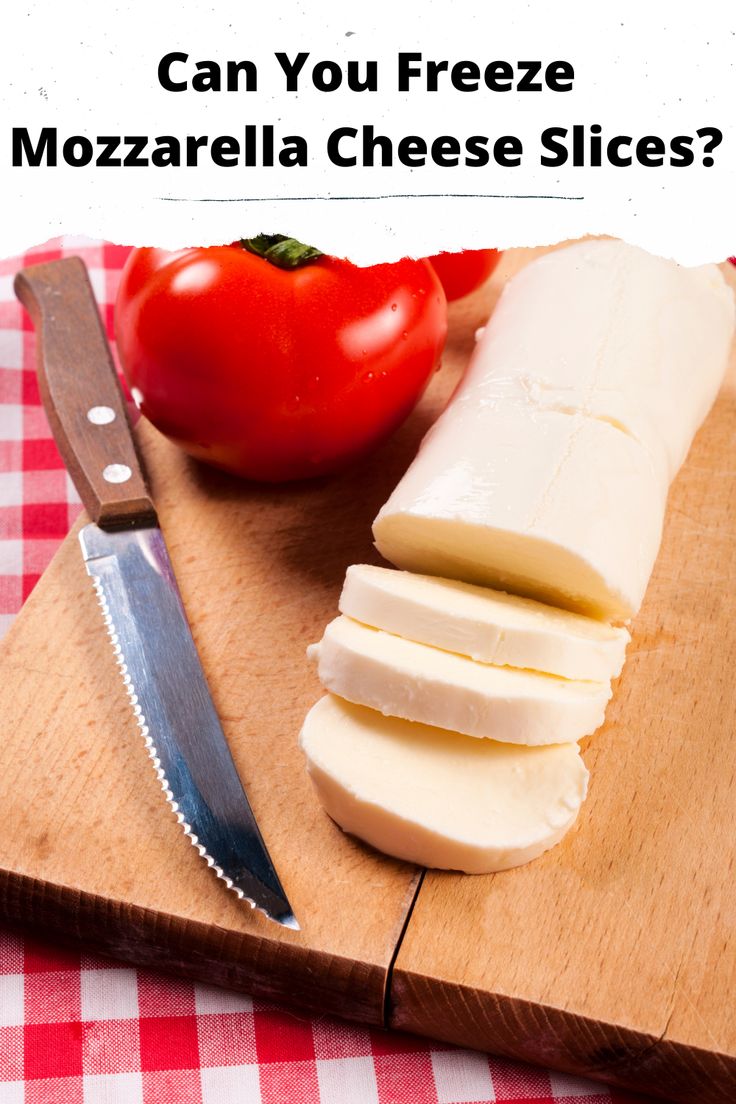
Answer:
[387,968,736,1104]
[0,865,393,1027]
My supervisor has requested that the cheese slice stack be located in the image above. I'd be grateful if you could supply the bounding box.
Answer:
[374,240,734,619]
[302,564,613,871]
[299,242,735,875]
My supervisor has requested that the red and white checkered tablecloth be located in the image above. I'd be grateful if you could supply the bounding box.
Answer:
[0,238,660,1104]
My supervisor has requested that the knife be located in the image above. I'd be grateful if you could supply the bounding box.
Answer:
[15,257,298,930]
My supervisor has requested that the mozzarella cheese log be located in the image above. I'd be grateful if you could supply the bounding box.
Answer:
[308,615,611,745]
[457,241,734,481]
[300,694,589,873]
[374,241,734,620]
[374,403,666,619]
[339,563,630,681]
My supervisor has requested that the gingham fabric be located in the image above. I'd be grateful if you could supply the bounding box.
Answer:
[0,237,661,1104]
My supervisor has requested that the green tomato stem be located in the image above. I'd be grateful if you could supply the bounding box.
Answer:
[240,234,323,270]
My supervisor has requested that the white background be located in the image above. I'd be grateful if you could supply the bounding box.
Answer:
[2,0,734,263]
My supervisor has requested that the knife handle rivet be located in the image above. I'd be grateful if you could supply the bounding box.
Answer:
[87,405,116,425]
[103,463,132,484]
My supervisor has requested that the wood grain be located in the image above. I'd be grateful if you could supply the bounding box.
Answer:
[14,258,157,529]
[389,254,736,1102]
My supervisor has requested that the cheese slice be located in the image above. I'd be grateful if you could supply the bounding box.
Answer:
[340,563,630,681]
[373,241,734,620]
[299,694,589,873]
[308,615,611,745]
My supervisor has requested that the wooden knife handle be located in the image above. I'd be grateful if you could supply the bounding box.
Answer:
[14,257,157,530]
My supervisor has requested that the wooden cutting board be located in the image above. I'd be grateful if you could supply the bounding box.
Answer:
[1,247,734,1103]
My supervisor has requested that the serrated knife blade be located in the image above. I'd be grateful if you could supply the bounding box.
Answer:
[15,256,298,930]
[81,523,299,928]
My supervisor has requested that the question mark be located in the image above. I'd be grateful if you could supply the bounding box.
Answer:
[697,127,723,167]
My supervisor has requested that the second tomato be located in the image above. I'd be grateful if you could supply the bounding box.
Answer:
[429,249,501,301]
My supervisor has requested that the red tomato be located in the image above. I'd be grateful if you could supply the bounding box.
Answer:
[429,249,501,301]
[115,240,447,482]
